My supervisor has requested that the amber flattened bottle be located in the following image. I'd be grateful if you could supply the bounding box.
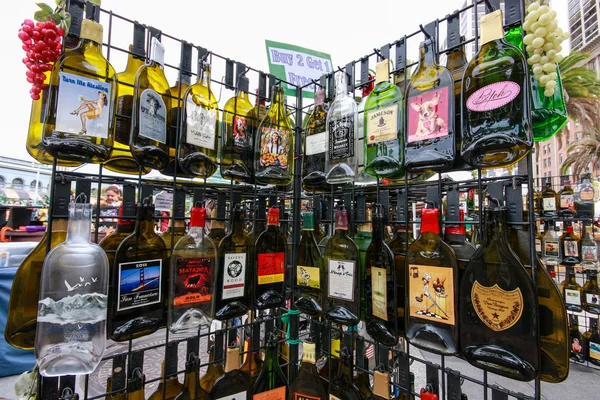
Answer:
[240,320,264,381]
[559,180,576,218]
[148,343,183,400]
[560,225,581,266]
[561,266,584,313]
[329,348,361,400]
[108,197,167,341]
[303,89,329,192]
[130,37,171,170]
[26,0,84,167]
[583,267,600,314]
[127,368,146,400]
[460,203,539,381]
[569,314,585,363]
[201,333,226,392]
[208,207,227,247]
[364,59,404,179]
[585,318,600,366]
[461,10,532,169]
[221,76,254,183]
[576,173,595,219]
[295,211,323,316]
[215,204,250,320]
[210,347,252,400]
[105,24,151,175]
[444,209,476,283]
[365,204,398,347]
[177,58,219,178]
[288,342,327,400]
[254,208,287,310]
[405,208,459,355]
[42,18,116,163]
[254,85,295,186]
[541,178,559,218]
[322,208,361,326]
[404,37,455,173]
[5,179,70,350]
[175,354,210,400]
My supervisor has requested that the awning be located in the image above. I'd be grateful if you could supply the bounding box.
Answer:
[0,189,46,201]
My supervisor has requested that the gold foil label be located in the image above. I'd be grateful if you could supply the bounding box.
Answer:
[471,282,523,332]
[371,267,388,320]
[367,105,397,144]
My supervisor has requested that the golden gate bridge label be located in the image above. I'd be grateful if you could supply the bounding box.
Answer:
[117,259,162,311]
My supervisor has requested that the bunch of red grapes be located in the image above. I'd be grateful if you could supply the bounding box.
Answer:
[18,19,64,100]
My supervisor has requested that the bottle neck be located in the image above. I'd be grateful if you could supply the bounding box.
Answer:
[446,48,466,71]
[482,209,509,246]
[183,361,200,392]
[66,218,91,243]
[231,210,245,234]
[198,64,211,88]
[125,51,145,74]
[81,39,103,55]
[372,215,385,242]
[418,40,436,70]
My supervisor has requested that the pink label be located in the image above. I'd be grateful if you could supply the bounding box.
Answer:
[315,89,325,106]
[466,81,520,112]
[407,87,450,143]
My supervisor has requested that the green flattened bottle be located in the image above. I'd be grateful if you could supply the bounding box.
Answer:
[222,76,254,183]
[42,18,116,164]
[302,89,329,192]
[130,37,171,170]
[354,207,372,320]
[461,10,532,168]
[364,59,404,178]
[254,86,294,186]
[252,333,288,400]
[295,212,323,316]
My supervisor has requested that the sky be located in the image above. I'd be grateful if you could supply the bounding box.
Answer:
[2,0,570,167]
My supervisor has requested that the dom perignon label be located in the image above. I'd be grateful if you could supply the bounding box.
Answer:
[328,116,354,160]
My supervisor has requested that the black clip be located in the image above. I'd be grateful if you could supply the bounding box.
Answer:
[225,59,235,90]
[395,38,406,73]
[75,178,91,201]
[327,73,335,101]
[259,72,268,100]
[216,191,227,219]
[345,62,355,93]
[148,26,162,41]
[360,57,370,86]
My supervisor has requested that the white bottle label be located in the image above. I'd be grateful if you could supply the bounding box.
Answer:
[305,131,327,156]
[543,197,556,211]
[139,89,167,144]
[544,240,559,257]
[564,289,581,306]
[328,259,355,301]
[117,259,162,311]
[222,253,246,300]
[535,239,541,253]
[55,72,111,138]
[586,293,600,308]
[185,99,217,149]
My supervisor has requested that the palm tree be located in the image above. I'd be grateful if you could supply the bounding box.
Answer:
[558,51,600,176]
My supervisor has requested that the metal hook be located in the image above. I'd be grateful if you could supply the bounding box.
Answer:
[75,193,87,204]
[484,0,496,12]
[419,24,432,40]
[486,194,501,208]
[425,200,436,209]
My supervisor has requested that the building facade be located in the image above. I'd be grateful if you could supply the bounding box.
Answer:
[0,156,53,200]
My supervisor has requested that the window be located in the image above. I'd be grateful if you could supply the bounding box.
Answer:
[0,176,5,188]
[543,145,547,154]
[12,178,24,189]
[548,144,552,153]
[576,132,580,140]
[30,180,40,190]
[560,154,563,163]
[544,159,547,168]
[548,157,551,167]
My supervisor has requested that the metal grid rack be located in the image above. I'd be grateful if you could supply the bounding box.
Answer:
[32,0,566,399]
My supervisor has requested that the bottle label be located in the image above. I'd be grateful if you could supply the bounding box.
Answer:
[544,240,559,257]
[55,72,111,138]
[259,127,290,168]
[564,240,579,257]
[407,264,455,325]
[535,239,541,253]
[586,293,600,307]
[367,105,398,144]
[297,265,320,289]
[591,342,600,360]
[560,194,574,209]
[173,257,213,306]
[117,259,162,311]
[407,87,450,143]
[329,395,342,400]
[571,334,583,357]
[305,131,328,156]
[217,392,247,400]
[564,289,582,306]
[583,245,597,261]
[371,266,388,321]
[185,99,217,149]
[257,252,285,284]
[253,386,286,400]
[328,116,355,160]
[222,253,246,300]
[295,394,321,400]
[233,116,250,148]
[328,259,356,301]
[580,186,594,201]
[465,81,520,112]
[139,89,167,144]
[542,197,556,211]
[471,282,523,332]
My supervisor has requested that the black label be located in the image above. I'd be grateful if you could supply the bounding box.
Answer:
[117,259,162,311]
[173,257,213,306]
[328,116,354,160]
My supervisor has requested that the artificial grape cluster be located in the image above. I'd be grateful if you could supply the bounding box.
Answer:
[522,1,570,97]
[18,19,64,100]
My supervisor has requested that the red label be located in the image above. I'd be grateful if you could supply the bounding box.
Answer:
[257,252,285,285]
[466,81,520,112]
[173,257,213,306]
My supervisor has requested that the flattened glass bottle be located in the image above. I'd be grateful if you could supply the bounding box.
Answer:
[210,347,252,400]
[169,206,216,333]
[365,204,398,346]
[325,73,358,184]
[585,318,600,366]
[542,178,559,218]
[175,354,210,400]
[222,76,254,183]
[364,59,404,178]
[575,173,595,219]
[583,266,600,314]
[178,59,219,178]
[443,209,476,283]
[303,89,329,192]
[322,208,360,326]
[560,225,581,266]
[252,333,288,399]
[130,37,171,170]
[148,355,183,400]
[329,349,361,400]
[200,336,225,392]
[460,205,539,381]
[461,10,532,168]
[559,180,576,218]
[288,342,327,400]
[254,86,294,186]
[561,266,584,313]
[581,225,597,269]
[254,208,287,310]
[569,314,585,363]
[108,197,167,341]
[215,204,251,320]
[404,38,455,172]
[295,212,323,316]
[42,19,116,164]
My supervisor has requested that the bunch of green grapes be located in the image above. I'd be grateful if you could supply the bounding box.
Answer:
[522,1,570,97]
